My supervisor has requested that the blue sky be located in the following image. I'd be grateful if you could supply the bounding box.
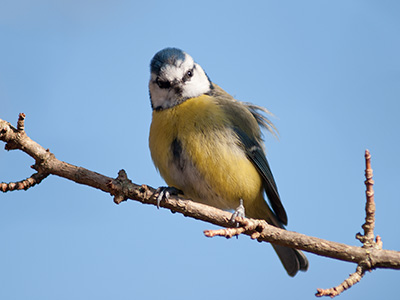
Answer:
[1,1,400,299]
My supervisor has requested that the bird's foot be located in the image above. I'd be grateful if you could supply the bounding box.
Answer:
[153,186,183,209]
[230,199,245,227]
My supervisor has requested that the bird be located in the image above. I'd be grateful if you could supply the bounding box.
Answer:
[148,47,308,277]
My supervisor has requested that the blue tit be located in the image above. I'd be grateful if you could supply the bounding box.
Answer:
[148,47,308,277]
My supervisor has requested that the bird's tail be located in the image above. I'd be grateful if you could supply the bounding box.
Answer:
[271,244,308,277]
[246,197,309,277]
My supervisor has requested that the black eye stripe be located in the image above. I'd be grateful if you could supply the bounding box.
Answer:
[156,77,171,89]
[155,66,195,88]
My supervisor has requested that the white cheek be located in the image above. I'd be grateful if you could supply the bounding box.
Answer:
[181,65,210,99]
[149,82,169,108]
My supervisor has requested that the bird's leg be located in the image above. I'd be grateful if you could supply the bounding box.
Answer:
[153,186,183,209]
[230,199,245,226]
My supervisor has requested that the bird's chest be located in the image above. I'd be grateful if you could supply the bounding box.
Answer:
[149,97,239,203]
[149,96,227,178]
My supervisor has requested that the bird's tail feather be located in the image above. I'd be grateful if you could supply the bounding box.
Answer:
[246,197,309,276]
[272,244,309,277]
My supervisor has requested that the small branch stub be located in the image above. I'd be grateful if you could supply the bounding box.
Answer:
[17,113,26,131]
[108,169,131,204]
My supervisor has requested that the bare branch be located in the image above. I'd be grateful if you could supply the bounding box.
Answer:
[0,172,49,192]
[356,149,378,248]
[1,114,400,298]
[316,266,366,297]
[204,215,400,269]
[315,149,383,297]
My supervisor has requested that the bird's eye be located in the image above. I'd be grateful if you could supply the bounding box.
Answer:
[182,69,194,83]
[156,78,171,89]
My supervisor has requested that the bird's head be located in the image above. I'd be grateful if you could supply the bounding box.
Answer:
[149,47,212,110]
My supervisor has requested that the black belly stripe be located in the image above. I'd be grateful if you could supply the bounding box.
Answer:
[171,138,185,171]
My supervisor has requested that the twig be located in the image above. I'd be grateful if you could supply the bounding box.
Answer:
[1,113,49,192]
[204,218,250,238]
[315,150,382,297]
[316,266,366,297]
[0,172,49,192]
[356,149,378,248]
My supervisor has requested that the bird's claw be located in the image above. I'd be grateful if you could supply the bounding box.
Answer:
[230,199,245,227]
[153,186,182,209]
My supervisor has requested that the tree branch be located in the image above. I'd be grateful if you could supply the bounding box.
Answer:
[356,149,378,247]
[316,265,366,297]
[314,150,384,297]
[1,114,399,297]
[1,172,49,192]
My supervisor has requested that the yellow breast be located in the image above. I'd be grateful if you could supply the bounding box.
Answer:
[149,95,263,210]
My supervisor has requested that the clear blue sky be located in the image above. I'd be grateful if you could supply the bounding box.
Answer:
[1,1,399,299]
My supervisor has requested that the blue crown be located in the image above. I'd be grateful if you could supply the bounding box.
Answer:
[150,47,186,74]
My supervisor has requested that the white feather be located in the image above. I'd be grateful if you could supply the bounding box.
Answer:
[149,52,210,110]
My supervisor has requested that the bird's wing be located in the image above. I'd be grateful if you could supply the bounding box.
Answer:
[211,84,288,225]
[234,127,288,225]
